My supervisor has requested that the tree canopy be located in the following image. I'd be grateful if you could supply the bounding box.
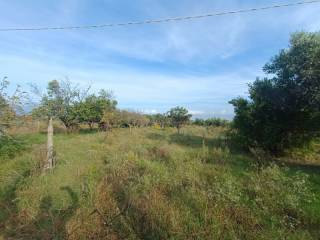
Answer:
[75,90,117,129]
[33,80,116,131]
[167,107,192,133]
[230,32,320,154]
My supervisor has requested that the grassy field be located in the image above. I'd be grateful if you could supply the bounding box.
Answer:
[1,126,320,239]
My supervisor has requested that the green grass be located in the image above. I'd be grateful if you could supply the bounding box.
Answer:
[0,126,319,239]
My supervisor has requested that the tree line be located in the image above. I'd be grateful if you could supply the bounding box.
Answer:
[30,80,193,132]
[1,31,319,157]
[193,118,230,127]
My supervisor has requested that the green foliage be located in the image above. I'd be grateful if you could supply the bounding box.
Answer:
[146,113,169,128]
[120,110,150,127]
[75,90,117,129]
[0,135,25,159]
[0,77,25,135]
[167,107,192,133]
[193,117,229,127]
[33,80,83,129]
[0,77,27,158]
[100,109,122,130]
[249,165,313,216]
[33,80,117,131]
[230,32,320,154]
[100,110,149,130]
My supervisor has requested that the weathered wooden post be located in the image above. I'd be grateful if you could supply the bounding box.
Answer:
[37,120,40,133]
[44,117,54,172]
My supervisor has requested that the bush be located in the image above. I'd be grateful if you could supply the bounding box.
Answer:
[193,118,230,127]
[230,32,320,154]
[0,135,25,159]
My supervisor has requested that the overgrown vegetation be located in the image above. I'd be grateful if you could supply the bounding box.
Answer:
[0,77,26,159]
[0,127,319,239]
[193,118,230,127]
[32,80,117,131]
[0,135,25,159]
[167,106,192,133]
[1,31,320,239]
[230,32,320,154]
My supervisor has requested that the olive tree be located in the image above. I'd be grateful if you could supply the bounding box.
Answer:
[167,107,192,133]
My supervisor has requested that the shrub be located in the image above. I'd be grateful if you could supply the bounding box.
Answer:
[230,32,320,154]
[0,135,25,159]
[193,118,230,127]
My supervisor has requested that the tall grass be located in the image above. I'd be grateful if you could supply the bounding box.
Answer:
[0,126,319,239]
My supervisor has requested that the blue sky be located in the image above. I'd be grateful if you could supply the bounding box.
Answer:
[0,0,319,119]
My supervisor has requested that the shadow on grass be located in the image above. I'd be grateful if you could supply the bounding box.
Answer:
[146,132,167,141]
[2,186,79,240]
[79,128,100,135]
[284,161,320,174]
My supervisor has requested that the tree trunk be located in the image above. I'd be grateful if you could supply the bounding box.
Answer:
[44,117,54,172]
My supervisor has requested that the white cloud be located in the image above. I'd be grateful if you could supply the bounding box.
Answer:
[189,110,205,115]
[141,109,159,114]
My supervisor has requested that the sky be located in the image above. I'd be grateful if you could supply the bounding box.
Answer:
[0,0,320,119]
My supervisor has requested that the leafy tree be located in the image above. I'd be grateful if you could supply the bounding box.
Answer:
[75,90,117,129]
[167,107,192,133]
[33,80,89,131]
[230,32,320,154]
[118,110,149,128]
[193,118,205,126]
[100,109,122,131]
[193,118,229,127]
[100,110,149,131]
[150,113,168,128]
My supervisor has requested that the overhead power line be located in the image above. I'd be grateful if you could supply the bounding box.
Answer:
[0,0,319,32]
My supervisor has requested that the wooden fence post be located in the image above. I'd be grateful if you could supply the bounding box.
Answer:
[44,117,54,172]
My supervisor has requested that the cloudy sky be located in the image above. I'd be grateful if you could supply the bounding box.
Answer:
[0,0,319,119]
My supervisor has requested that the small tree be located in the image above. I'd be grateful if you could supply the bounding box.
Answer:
[32,79,89,131]
[100,109,122,131]
[114,110,149,130]
[153,113,168,128]
[76,90,117,130]
[167,107,192,133]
